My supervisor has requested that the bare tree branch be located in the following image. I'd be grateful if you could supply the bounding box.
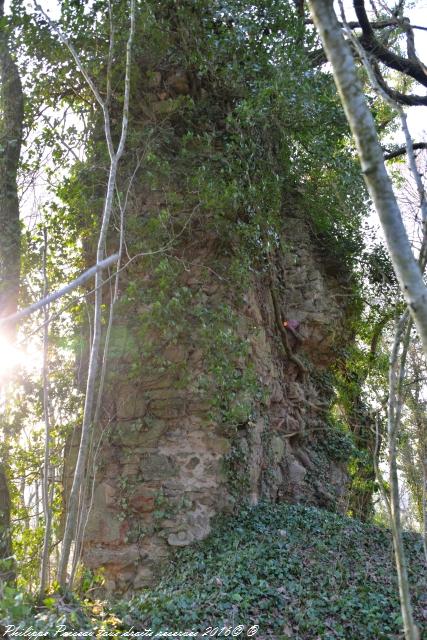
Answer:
[306,46,328,67]
[384,142,427,160]
[353,0,427,87]
[34,2,115,160]
[386,313,419,640]
[305,17,404,29]
[339,8,427,225]
[311,1,426,635]
[0,253,119,327]
[373,62,427,106]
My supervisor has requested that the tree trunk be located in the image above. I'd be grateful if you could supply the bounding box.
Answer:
[387,320,419,640]
[308,0,427,363]
[39,229,52,599]
[423,453,427,565]
[52,0,135,588]
[307,1,422,637]
[0,0,24,585]
[0,466,13,582]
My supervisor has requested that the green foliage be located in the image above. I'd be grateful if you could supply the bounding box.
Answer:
[116,503,426,639]
[0,585,108,637]
[196,304,263,430]
[316,417,358,463]
[3,503,426,638]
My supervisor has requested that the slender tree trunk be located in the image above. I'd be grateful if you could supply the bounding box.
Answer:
[57,167,121,589]
[70,179,128,585]
[35,481,40,526]
[307,2,422,637]
[0,0,23,585]
[39,229,52,599]
[308,0,427,362]
[52,0,135,588]
[19,476,29,529]
[423,453,427,565]
[385,318,419,640]
[0,468,12,582]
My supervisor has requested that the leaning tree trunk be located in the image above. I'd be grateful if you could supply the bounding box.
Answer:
[307,1,421,637]
[308,0,427,363]
[0,0,24,584]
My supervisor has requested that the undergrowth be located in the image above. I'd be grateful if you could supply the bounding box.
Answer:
[2,503,426,639]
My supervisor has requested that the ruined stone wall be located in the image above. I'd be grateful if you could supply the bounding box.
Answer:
[70,212,354,594]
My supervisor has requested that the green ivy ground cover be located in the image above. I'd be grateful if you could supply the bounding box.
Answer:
[117,503,426,639]
[2,503,426,639]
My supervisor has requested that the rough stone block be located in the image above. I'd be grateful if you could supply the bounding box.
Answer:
[149,397,187,419]
[140,453,177,479]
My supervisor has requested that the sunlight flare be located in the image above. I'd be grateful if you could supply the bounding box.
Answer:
[0,333,43,380]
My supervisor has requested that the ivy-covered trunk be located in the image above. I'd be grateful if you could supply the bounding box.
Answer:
[0,0,22,321]
[0,0,24,583]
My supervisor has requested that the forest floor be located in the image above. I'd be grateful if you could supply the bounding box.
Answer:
[2,503,427,639]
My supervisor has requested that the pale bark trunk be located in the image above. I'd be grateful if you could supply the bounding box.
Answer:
[57,169,120,590]
[51,0,135,588]
[423,457,427,565]
[385,318,419,640]
[70,176,129,584]
[337,2,427,229]
[308,0,427,363]
[307,1,422,636]
[39,229,52,598]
